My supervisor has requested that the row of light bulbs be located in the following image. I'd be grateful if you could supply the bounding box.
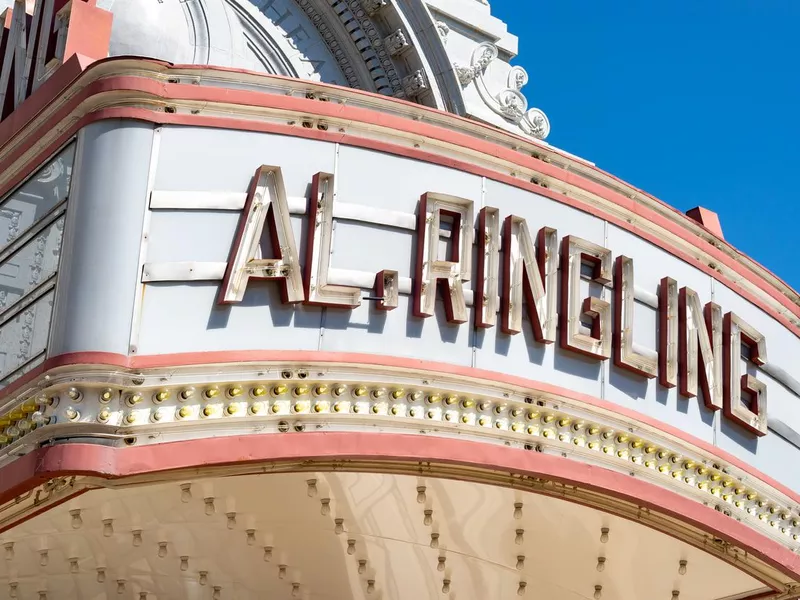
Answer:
[5,381,799,544]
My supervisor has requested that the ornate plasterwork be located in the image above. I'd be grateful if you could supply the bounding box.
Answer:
[362,0,387,15]
[435,20,449,44]
[401,69,427,97]
[455,42,550,140]
[324,0,405,97]
[384,29,409,56]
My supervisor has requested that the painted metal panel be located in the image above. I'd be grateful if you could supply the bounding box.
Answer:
[48,121,155,356]
[55,124,800,491]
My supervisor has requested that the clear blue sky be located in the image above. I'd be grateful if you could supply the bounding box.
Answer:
[491,1,800,290]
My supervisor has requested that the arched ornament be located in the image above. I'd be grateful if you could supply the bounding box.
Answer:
[455,42,550,140]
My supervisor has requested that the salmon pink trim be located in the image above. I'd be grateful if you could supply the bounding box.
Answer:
[0,432,797,580]
[0,65,795,332]
[8,349,800,508]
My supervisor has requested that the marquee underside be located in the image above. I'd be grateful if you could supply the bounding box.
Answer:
[0,470,772,600]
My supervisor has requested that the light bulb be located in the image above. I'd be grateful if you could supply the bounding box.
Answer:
[430,533,440,549]
[367,580,375,594]
[158,542,168,558]
[246,529,256,545]
[69,558,79,573]
[213,587,221,600]
[515,529,524,545]
[347,539,356,555]
[263,547,273,562]
[96,568,106,583]
[4,542,13,560]
[596,557,606,572]
[180,484,192,503]
[180,557,189,571]
[358,560,367,574]
[199,571,208,586]
[40,550,48,567]
[442,579,451,594]
[424,509,433,526]
[600,527,609,543]
[307,479,318,497]
[278,565,287,579]
[594,585,603,600]
[518,582,527,597]
[678,560,687,575]
[292,583,301,598]
[514,502,523,520]
[226,512,236,529]
[320,498,331,515]
[103,519,114,537]
[70,509,82,529]
[334,518,344,534]
[417,486,426,504]
[437,557,446,572]
[516,556,525,571]
[132,530,143,547]
[117,580,126,595]
[204,497,215,515]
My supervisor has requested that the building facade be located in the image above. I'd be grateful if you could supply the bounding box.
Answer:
[0,0,797,598]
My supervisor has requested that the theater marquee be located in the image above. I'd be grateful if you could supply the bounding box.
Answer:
[156,164,768,436]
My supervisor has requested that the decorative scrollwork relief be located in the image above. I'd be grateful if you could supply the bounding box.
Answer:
[454,42,550,140]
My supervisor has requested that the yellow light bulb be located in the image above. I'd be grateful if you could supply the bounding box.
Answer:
[250,402,264,415]
[542,429,555,439]
[125,413,136,424]
[588,441,600,450]
[252,386,267,397]
[391,389,404,399]
[511,422,523,432]
[353,386,368,397]
[558,418,570,427]
[155,390,169,403]
[461,399,475,409]
[101,389,113,402]
[204,388,219,399]
[294,385,309,397]
[178,407,191,419]
[226,404,238,416]
[427,394,441,404]
[542,414,555,424]
[228,386,243,397]
[273,385,288,396]
[444,395,458,405]
[587,426,600,435]
[202,406,214,418]
[658,464,670,473]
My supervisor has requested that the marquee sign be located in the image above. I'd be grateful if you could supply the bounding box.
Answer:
[0,0,112,121]
[211,165,769,437]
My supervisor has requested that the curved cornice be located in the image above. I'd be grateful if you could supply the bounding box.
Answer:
[0,433,798,591]
[0,57,797,338]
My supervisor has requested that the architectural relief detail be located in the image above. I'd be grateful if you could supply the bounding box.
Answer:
[402,70,427,97]
[361,0,387,15]
[455,42,551,140]
[326,0,404,97]
[296,0,362,90]
[384,29,410,56]
[435,21,450,45]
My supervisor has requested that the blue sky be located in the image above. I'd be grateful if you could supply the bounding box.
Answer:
[490,1,800,290]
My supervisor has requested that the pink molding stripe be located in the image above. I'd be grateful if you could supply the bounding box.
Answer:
[0,432,797,583]
[0,63,794,333]
[7,350,799,508]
